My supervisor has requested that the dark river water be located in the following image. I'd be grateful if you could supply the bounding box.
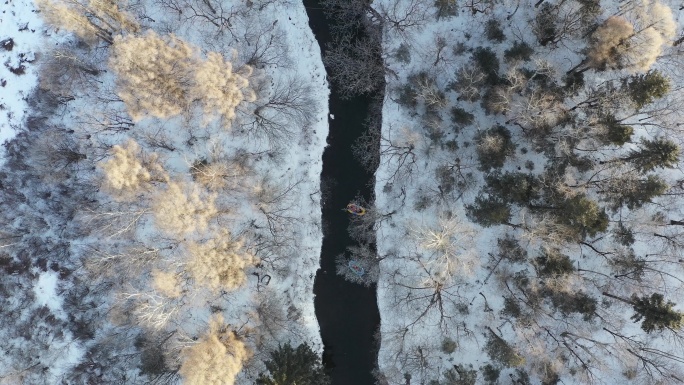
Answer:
[303,1,383,384]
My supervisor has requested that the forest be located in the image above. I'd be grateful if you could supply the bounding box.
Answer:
[0,0,330,384]
[3,0,684,384]
[323,0,684,384]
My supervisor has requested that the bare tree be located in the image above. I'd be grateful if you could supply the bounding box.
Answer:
[154,0,243,38]
[38,47,102,101]
[448,65,486,102]
[36,0,139,44]
[237,21,290,69]
[375,0,430,36]
[238,75,316,145]
[323,35,386,99]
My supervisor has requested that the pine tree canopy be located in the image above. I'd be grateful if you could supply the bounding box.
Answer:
[627,70,670,109]
[256,343,330,385]
[631,293,684,333]
[624,138,679,172]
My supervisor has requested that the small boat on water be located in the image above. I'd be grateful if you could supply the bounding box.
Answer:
[344,203,366,216]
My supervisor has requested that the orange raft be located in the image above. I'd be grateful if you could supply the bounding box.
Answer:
[345,203,366,216]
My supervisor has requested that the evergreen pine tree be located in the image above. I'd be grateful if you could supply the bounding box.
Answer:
[597,115,633,146]
[602,292,684,332]
[466,195,511,227]
[484,328,525,367]
[626,70,670,109]
[631,293,684,333]
[556,194,609,238]
[535,248,574,277]
[600,173,668,210]
[621,138,679,172]
[256,343,330,385]
[484,172,541,205]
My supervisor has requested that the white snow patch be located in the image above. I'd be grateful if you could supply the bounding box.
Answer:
[33,270,63,314]
[0,0,44,158]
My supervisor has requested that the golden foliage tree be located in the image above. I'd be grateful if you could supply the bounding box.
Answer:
[179,315,249,385]
[36,0,139,43]
[109,31,195,120]
[193,52,256,125]
[587,1,676,72]
[151,181,217,236]
[152,269,182,298]
[185,230,256,292]
[109,31,254,124]
[587,16,635,70]
[98,139,165,200]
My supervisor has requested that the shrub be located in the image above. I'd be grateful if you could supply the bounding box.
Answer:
[484,172,540,205]
[501,296,522,318]
[136,335,168,376]
[484,330,525,367]
[443,365,477,385]
[563,71,584,92]
[497,234,527,263]
[442,337,458,354]
[435,165,457,194]
[485,19,505,42]
[475,125,516,171]
[395,84,419,109]
[612,222,635,246]
[535,248,574,277]
[450,106,474,129]
[549,291,597,320]
[534,3,559,46]
[466,195,511,227]
[504,41,534,62]
[472,47,500,85]
[435,0,458,19]
[394,43,411,63]
[480,364,500,384]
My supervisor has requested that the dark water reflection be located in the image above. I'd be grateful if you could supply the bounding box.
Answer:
[304,1,382,384]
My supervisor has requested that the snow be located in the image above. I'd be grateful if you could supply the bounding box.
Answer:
[0,0,329,383]
[0,0,44,157]
[371,0,684,384]
[33,270,62,314]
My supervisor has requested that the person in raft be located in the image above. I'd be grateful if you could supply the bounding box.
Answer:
[345,203,366,216]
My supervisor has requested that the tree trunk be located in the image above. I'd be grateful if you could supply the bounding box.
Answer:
[527,204,559,210]
[566,59,588,74]
[602,291,634,305]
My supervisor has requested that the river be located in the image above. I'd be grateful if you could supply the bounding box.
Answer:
[303,1,383,384]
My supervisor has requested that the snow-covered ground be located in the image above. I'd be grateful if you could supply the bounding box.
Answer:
[371,0,684,384]
[0,0,44,154]
[0,0,329,383]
